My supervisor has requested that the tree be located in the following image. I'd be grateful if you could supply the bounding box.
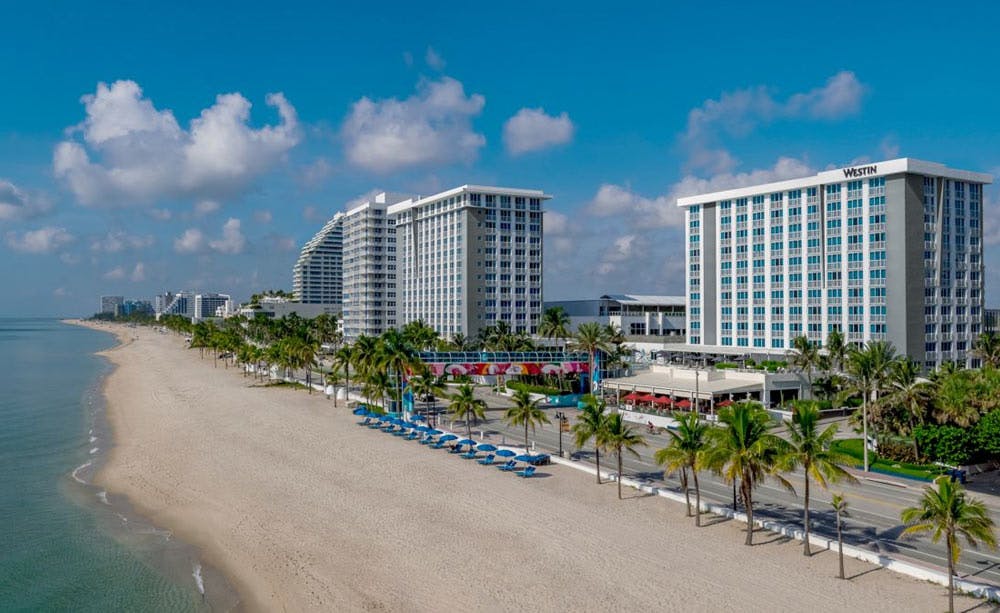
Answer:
[448,383,487,438]
[703,402,793,545]
[401,319,439,351]
[933,369,981,427]
[881,357,933,459]
[538,306,571,348]
[825,328,847,375]
[332,345,355,404]
[831,493,849,579]
[654,411,710,524]
[845,340,898,471]
[573,394,609,484]
[781,403,857,555]
[972,332,1000,368]
[572,322,611,394]
[598,413,647,500]
[504,389,550,452]
[788,336,820,398]
[378,329,420,411]
[902,476,997,613]
[407,371,446,417]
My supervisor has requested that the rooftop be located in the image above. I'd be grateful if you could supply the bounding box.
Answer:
[677,158,993,207]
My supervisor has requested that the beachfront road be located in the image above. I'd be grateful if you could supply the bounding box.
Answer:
[456,388,1000,590]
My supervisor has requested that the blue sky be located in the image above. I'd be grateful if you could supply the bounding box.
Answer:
[2,1,1000,316]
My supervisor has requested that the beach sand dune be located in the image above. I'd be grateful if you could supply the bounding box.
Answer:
[88,323,969,612]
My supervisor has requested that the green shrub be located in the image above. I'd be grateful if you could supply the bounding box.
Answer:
[507,381,563,396]
[914,425,973,466]
[715,362,738,369]
[973,410,1000,458]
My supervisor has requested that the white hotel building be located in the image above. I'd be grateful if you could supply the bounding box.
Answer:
[678,158,991,369]
[388,185,549,339]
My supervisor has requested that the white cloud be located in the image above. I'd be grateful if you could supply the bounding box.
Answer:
[5,226,74,254]
[588,157,814,230]
[173,228,206,254]
[682,71,864,173]
[103,266,125,280]
[148,208,172,221]
[425,47,446,71]
[0,180,51,221]
[194,199,220,217]
[302,205,328,222]
[503,108,575,155]
[173,217,246,255]
[53,287,69,297]
[209,218,246,254]
[298,157,334,188]
[130,262,146,282]
[90,230,154,253]
[341,77,485,173]
[253,209,273,224]
[53,80,301,206]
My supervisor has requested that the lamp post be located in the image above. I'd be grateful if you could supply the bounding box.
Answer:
[555,411,566,457]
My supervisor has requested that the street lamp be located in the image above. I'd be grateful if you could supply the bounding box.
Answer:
[555,411,567,457]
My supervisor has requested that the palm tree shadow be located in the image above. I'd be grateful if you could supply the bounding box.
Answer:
[698,515,731,527]
[959,600,1000,612]
[622,491,656,500]
[751,532,792,547]
[846,566,884,580]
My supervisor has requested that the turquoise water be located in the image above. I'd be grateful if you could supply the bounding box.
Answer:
[0,320,233,612]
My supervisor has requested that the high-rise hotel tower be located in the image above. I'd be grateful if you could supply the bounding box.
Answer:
[678,159,991,369]
[389,185,549,339]
[292,212,345,309]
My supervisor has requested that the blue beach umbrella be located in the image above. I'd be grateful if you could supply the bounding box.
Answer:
[476,444,497,452]
[495,449,516,458]
[457,439,476,447]
[412,415,426,422]
[427,429,442,436]
[514,455,534,462]
[439,434,458,443]
[352,407,367,415]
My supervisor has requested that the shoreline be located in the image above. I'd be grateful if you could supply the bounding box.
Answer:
[69,319,980,612]
[65,319,243,611]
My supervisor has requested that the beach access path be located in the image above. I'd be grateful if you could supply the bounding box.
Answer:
[84,322,978,612]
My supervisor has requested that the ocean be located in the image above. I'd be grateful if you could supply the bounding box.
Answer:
[0,319,235,612]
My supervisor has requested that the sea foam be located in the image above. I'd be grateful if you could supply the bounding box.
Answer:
[96,490,110,505]
[71,461,93,484]
[192,563,205,594]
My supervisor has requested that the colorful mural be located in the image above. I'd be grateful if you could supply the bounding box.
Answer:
[424,361,589,377]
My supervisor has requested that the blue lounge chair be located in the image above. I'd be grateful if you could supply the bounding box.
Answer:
[515,466,537,478]
[367,421,382,429]
[405,431,420,440]
[497,460,517,472]
[476,454,496,465]
[448,445,465,454]
[460,450,478,459]
[419,436,434,445]
[431,440,447,449]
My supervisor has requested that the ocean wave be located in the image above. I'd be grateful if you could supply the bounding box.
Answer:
[192,563,205,594]
[97,490,110,505]
[89,436,97,443]
[89,447,99,454]
[71,460,93,484]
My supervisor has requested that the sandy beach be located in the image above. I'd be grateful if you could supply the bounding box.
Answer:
[77,321,974,612]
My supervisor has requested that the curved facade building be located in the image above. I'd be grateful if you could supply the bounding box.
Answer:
[292,212,345,308]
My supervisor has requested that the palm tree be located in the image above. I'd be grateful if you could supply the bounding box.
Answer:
[325,370,342,405]
[831,493,849,579]
[333,345,355,403]
[902,476,998,613]
[572,394,609,484]
[825,328,847,375]
[401,319,439,351]
[882,357,932,459]
[448,383,487,438]
[654,411,710,524]
[972,332,1000,368]
[598,413,647,500]
[572,322,611,394]
[933,369,981,427]
[781,403,857,555]
[538,306,571,349]
[788,336,820,398]
[378,329,419,412]
[504,389,550,451]
[703,402,793,545]
[845,340,898,471]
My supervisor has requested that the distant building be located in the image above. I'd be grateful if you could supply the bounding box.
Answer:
[985,308,1000,336]
[545,294,687,340]
[194,293,232,321]
[238,296,332,320]
[155,291,195,319]
[100,295,124,315]
[342,192,411,340]
[293,213,344,309]
[121,300,153,316]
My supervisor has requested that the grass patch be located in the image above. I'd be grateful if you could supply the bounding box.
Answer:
[506,381,565,396]
[832,439,943,481]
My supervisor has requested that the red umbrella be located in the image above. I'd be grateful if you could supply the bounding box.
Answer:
[653,396,673,406]
[637,393,656,403]
[716,399,733,407]
[622,392,641,402]
[674,398,692,409]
